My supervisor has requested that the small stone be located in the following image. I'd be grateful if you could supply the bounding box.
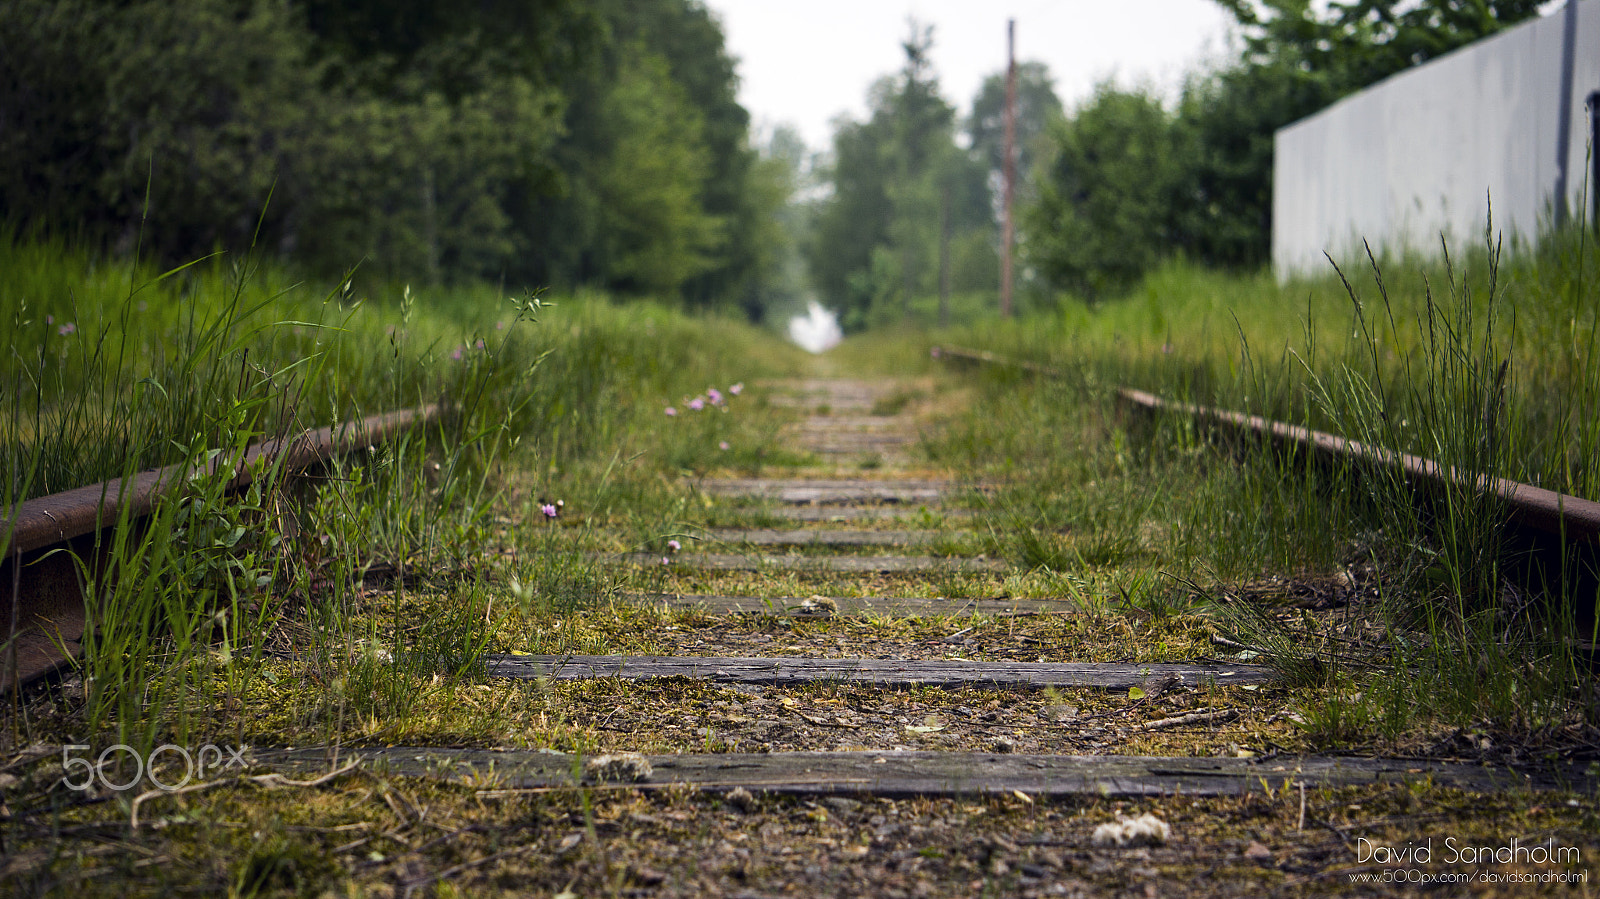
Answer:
[583,752,652,783]
[631,866,667,885]
[726,787,757,812]
[1244,840,1274,863]
[1042,704,1078,722]
[1090,814,1171,847]
[991,736,1018,753]
[798,597,838,616]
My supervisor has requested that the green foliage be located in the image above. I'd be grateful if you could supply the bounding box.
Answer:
[1216,0,1542,89]
[1027,84,1187,301]
[589,49,725,295]
[1022,0,1540,294]
[0,0,786,315]
[966,61,1063,206]
[807,22,1000,332]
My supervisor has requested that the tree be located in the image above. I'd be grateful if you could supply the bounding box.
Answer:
[967,61,1063,212]
[588,48,725,296]
[0,0,787,313]
[1027,84,1185,299]
[807,21,986,330]
[515,0,773,308]
[1173,0,1543,267]
[1215,0,1541,90]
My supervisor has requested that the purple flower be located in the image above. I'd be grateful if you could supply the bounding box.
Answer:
[688,397,705,411]
[541,503,558,519]
[729,383,743,395]
[475,338,486,350]
[707,388,723,406]
[667,539,681,552]
[665,406,677,417]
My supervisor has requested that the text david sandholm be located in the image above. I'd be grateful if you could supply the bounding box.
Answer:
[1358,837,1580,866]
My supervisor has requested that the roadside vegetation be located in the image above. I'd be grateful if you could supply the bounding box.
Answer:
[2,230,807,757]
[4,224,1597,892]
[931,226,1600,764]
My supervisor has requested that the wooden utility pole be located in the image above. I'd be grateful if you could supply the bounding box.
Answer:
[1000,19,1016,318]
[938,182,952,328]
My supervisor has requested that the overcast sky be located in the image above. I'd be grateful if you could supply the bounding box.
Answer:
[702,0,1240,152]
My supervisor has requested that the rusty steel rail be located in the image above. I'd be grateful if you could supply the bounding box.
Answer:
[2,406,438,689]
[931,344,1064,378]
[932,344,1600,546]
[1115,387,1600,546]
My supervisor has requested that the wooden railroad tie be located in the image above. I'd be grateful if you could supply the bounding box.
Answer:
[621,593,1078,617]
[609,553,1007,574]
[254,747,1597,797]
[484,655,1270,690]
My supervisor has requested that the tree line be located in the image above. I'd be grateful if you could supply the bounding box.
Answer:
[0,0,787,315]
[0,0,1544,322]
[809,0,1543,326]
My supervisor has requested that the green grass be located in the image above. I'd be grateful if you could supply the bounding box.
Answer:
[1,231,808,758]
[922,224,1600,753]
[7,224,1600,898]
[7,231,1600,896]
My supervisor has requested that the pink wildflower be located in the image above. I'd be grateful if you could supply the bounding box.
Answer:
[665,406,677,417]
[46,315,53,325]
[688,397,705,411]
[541,503,558,519]
[707,388,723,406]
[729,383,743,395]
[475,338,486,350]
[58,323,76,336]
[451,347,463,360]
[719,441,730,451]
[667,539,681,552]
[661,556,670,566]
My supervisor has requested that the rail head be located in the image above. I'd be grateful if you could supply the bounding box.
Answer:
[935,346,1600,547]
[5,405,438,558]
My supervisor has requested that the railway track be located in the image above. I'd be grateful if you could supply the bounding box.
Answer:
[252,373,1593,801]
[932,343,1600,548]
[1,406,437,688]
[6,365,1596,895]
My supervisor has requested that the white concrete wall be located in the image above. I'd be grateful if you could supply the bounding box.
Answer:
[1273,1,1600,280]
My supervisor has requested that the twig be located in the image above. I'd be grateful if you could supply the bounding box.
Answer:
[1124,708,1241,733]
[130,760,361,828]
[790,708,859,728]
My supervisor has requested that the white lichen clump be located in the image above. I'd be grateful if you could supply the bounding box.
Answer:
[1091,813,1171,847]
[583,752,653,783]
